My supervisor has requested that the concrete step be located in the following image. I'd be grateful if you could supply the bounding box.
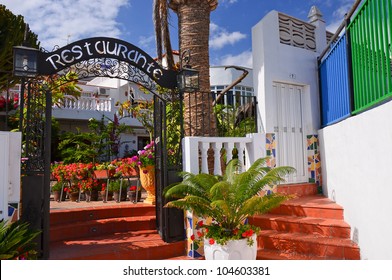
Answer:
[50,204,155,226]
[249,214,350,238]
[257,248,326,260]
[49,229,186,260]
[257,230,360,260]
[276,183,318,197]
[50,216,156,242]
[269,195,344,220]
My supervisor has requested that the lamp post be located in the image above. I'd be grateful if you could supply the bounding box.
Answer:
[13,44,51,259]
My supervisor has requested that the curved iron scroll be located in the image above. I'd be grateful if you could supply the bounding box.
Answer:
[37,37,177,89]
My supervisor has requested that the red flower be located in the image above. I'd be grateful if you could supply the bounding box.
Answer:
[129,185,137,191]
[233,228,239,235]
[196,231,203,238]
[241,229,254,238]
[209,238,215,245]
[197,220,203,227]
[190,235,195,241]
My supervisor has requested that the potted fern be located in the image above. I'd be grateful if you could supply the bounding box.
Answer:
[163,157,295,260]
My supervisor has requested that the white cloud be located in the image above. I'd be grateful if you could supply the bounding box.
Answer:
[221,0,238,4]
[0,0,129,49]
[138,35,155,49]
[216,50,253,68]
[326,0,356,33]
[210,22,246,50]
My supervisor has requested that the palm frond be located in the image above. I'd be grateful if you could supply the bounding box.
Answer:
[165,195,214,218]
[210,181,231,201]
[223,159,241,183]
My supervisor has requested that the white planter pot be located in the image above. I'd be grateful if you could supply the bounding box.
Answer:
[204,234,257,260]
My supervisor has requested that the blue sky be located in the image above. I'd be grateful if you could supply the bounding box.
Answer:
[1,0,355,68]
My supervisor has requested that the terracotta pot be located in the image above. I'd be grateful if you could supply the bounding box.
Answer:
[128,190,141,203]
[85,190,99,201]
[100,190,113,202]
[94,170,108,179]
[113,191,127,202]
[69,192,79,202]
[139,165,155,205]
[53,190,66,202]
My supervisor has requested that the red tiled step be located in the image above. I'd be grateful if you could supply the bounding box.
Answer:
[50,216,156,242]
[276,183,318,197]
[249,214,350,238]
[257,230,360,260]
[257,248,326,260]
[270,195,344,220]
[50,204,155,226]
[49,230,186,260]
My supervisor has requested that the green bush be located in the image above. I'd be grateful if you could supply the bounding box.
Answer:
[0,220,41,260]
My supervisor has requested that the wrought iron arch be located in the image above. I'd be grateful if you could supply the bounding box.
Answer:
[38,37,178,90]
[17,37,184,259]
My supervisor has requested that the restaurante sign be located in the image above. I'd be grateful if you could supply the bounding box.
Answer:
[38,37,177,89]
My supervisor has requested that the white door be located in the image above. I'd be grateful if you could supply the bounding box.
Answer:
[273,82,307,183]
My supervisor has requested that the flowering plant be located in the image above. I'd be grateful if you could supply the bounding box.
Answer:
[129,185,140,192]
[0,94,19,112]
[77,178,100,192]
[136,141,155,169]
[112,157,139,177]
[192,220,260,246]
[164,157,295,246]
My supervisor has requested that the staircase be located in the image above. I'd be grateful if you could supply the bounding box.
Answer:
[249,183,360,260]
[49,203,186,260]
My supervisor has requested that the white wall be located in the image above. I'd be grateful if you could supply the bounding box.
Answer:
[210,66,253,87]
[0,132,21,221]
[319,100,392,259]
[252,10,322,135]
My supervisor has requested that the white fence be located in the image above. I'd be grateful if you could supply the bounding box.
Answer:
[182,133,266,175]
[61,96,112,112]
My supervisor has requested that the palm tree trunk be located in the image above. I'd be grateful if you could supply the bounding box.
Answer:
[170,0,218,137]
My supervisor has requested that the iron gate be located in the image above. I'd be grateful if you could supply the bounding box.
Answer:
[154,94,185,243]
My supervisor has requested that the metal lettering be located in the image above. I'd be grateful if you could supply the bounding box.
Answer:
[45,54,65,70]
[95,40,105,54]
[106,41,118,55]
[71,45,83,60]
[61,49,74,64]
[136,53,147,68]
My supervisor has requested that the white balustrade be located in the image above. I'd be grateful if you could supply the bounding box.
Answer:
[58,96,112,112]
[183,133,266,175]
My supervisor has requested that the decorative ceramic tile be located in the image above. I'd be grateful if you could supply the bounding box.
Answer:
[266,133,276,168]
[306,134,322,187]
[186,212,214,258]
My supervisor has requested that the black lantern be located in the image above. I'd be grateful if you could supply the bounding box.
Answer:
[178,67,199,92]
[13,46,39,77]
[177,50,199,92]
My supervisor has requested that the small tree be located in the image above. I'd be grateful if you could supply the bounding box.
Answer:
[0,5,39,91]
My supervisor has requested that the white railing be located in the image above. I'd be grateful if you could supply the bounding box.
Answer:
[182,133,266,175]
[60,96,112,112]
